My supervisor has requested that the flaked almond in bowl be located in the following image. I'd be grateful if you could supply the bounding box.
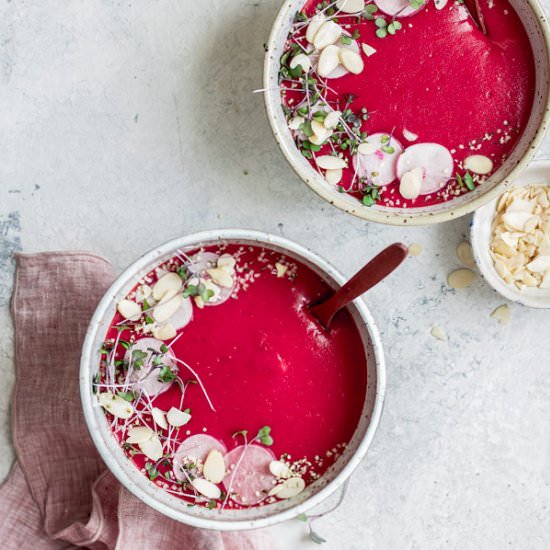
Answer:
[471,160,550,308]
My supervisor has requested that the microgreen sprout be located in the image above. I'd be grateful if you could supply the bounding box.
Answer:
[256,425,274,446]
[158,365,177,383]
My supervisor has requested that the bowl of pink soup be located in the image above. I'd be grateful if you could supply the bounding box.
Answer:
[264,0,550,225]
[80,229,385,530]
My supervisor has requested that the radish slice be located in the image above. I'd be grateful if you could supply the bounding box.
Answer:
[374,0,426,17]
[310,37,360,79]
[125,337,177,397]
[167,297,193,329]
[173,435,227,481]
[353,133,403,186]
[223,444,277,505]
[188,252,219,275]
[396,142,454,195]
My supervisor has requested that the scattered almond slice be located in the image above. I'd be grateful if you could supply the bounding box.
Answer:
[464,154,494,175]
[206,267,233,288]
[271,477,305,499]
[323,111,341,130]
[430,324,447,341]
[448,268,476,289]
[311,120,332,144]
[317,44,341,77]
[402,128,418,142]
[127,425,155,444]
[399,167,423,200]
[491,304,510,325]
[117,299,142,321]
[336,0,365,12]
[135,284,152,303]
[139,434,163,461]
[306,14,325,44]
[501,212,531,231]
[203,450,226,483]
[194,295,205,309]
[526,255,550,273]
[338,48,364,74]
[316,155,347,170]
[456,242,475,267]
[541,271,550,289]
[167,407,191,427]
[288,115,304,131]
[153,293,183,323]
[152,322,176,341]
[152,408,168,430]
[361,43,377,57]
[325,168,343,185]
[313,21,343,50]
[153,272,183,301]
[98,392,134,419]
[289,53,311,73]
[217,254,236,273]
[275,262,288,278]
[408,243,422,257]
[192,478,221,500]
[269,460,292,478]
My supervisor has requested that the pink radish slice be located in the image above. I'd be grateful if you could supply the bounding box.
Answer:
[374,0,426,17]
[353,133,403,186]
[310,38,360,79]
[223,445,277,505]
[125,337,177,397]
[188,252,219,275]
[167,297,193,329]
[173,435,227,481]
[396,142,454,195]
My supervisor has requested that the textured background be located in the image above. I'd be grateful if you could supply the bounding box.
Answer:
[1,1,550,548]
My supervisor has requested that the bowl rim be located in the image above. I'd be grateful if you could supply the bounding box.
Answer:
[80,229,387,530]
[471,159,550,309]
[263,0,550,226]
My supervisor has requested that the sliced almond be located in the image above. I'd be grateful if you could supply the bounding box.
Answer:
[323,110,341,130]
[490,304,510,325]
[203,450,226,483]
[98,392,134,419]
[501,212,532,231]
[361,43,377,57]
[127,425,155,444]
[272,477,305,499]
[269,460,292,478]
[336,0,365,12]
[206,267,233,288]
[153,293,183,323]
[316,155,347,170]
[288,115,304,131]
[430,324,447,341]
[194,295,205,309]
[139,434,163,461]
[151,408,168,430]
[152,322,177,341]
[192,478,221,500]
[408,243,423,257]
[338,48,364,75]
[135,284,152,303]
[399,167,422,200]
[317,44,340,78]
[464,154,494,175]
[289,53,312,73]
[306,14,325,44]
[117,299,142,321]
[448,268,476,289]
[275,262,288,278]
[456,242,475,267]
[153,272,183,301]
[526,255,550,273]
[217,254,236,273]
[311,120,332,142]
[357,142,378,155]
[402,128,418,142]
[541,271,550,289]
[325,168,343,185]
[313,21,342,50]
[167,407,191,427]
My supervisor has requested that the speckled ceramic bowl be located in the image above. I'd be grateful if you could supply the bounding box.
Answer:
[471,160,550,308]
[263,0,550,226]
[80,229,386,530]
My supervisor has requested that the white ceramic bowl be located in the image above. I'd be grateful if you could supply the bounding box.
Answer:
[471,160,550,308]
[80,229,386,530]
[263,0,550,226]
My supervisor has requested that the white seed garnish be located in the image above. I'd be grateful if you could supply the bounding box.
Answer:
[139,434,163,461]
[203,450,226,483]
[338,48,364,74]
[217,254,236,273]
[357,142,378,155]
[153,272,183,301]
[98,392,134,419]
[126,425,155,444]
[408,243,423,257]
[152,322,176,341]
[152,407,168,430]
[275,262,288,278]
[306,14,325,44]
[430,324,447,341]
[153,293,183,323]
[464,154,494,175]
[448,268,476,289]
[336,0,365,12]
[269,460,292,478]
[289,53,311,73]
[399,167,423,200]
[325,168,343,185]
[192,478,221,500]
[402,128,419,142]
[491,304,510,325]
[456,242,475,267]
[361,43,377,57]
[117,299,142,321]
[317,44,340,78]
[288,115,304,131]
[206,267,233,288]
[313,21,343,50]
[323,110,341,130]
[272,477,305,499]
[167,407,191,427]
[316,155,347,170]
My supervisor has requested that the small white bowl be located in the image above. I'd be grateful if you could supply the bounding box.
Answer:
[471,159,550,308]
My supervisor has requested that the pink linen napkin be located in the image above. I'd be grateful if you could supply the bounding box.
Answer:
[0,252,276,550]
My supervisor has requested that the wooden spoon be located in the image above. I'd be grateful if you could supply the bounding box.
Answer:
[310,243,409,330]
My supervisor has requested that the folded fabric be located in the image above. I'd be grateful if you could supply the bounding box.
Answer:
[0,252,275,550]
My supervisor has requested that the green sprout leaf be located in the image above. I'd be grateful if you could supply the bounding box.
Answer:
[145,462,159,481]
[256,425,274,446]
[158,365,176,383]
[117,391,136,402]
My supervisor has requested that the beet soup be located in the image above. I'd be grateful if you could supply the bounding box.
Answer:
[95,243,367,509]
[279,0,536,208]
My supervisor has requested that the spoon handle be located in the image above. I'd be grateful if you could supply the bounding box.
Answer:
[311,243,409,328]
